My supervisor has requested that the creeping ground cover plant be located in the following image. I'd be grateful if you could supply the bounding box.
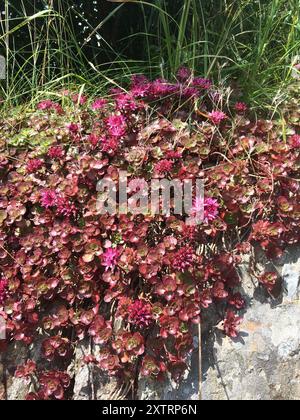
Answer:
[0,69,300,399]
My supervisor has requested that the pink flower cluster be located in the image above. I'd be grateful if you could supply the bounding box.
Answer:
[172,246,194,272]
[115,93,141,112]
[91,98,107,111]
[40,190,76,217]
[193,77,213,90]
[209,110,228,125]
[192,197,219,224]
[289,134,300,148]
[234,102,248,113]
[56,197,77,218]
[177,66,192,82]
[27,159,44,174]
[204,198,220,224]
[127,300,153,328]
[48,146,64,159]
[101,248,120,272]
[106,114,127,138]
[40,190,58,208]
[154,159,174,175]
[37,100,63,114]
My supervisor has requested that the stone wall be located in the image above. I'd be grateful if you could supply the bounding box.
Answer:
[1,247,300,400]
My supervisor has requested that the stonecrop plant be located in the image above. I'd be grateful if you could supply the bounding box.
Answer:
[0,68,300,399]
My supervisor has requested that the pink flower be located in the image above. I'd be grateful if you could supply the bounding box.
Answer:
[102,248,120,272]
[101,136,119,155]
[177,67,192,82]
[131,74,149,87]
[192,197,219,224]
[27,159,44,173]
[40,189,58,208]
[289,134,300,148]
[131,85,149,98]
[115,93,138,112]
[0,278,8,305]
[110,87,123,96]
[234,102,248,113]
[37,100,55,111]
[209,111,228,125]
[88,134,100,147]
[193,77,212,90]
[154,159,174,175]
[130,75,150,97]
[127,300,153,328]
[48,146,64,159]
[40,190,76,217]
[203,197,219,223]
[165,151,182,160]
[172,246,194,272]
[37,100,63,114]
[150,79,178,97]
[91,98,107,111]
[106,115,127,138]
[56,196,76,218]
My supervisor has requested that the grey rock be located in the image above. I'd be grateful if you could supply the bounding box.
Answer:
[201,246,300,400]
[202,300,300,400]
[6,377,31,400]
[0,342,30,400]
[72,340,119,401]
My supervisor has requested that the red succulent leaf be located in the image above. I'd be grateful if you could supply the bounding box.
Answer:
[223,310,243,338]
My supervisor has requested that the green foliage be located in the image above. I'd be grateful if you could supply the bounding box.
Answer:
[137,0,300,106]
[0,0,300,109]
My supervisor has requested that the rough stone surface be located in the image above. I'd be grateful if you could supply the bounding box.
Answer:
[202,300,300,400]
[72,340,119,400]
[0,342,31,400]
[0,338,120,400]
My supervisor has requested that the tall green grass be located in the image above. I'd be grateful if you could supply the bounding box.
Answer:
[0,0,300,110]
[0,0,130,108]
[136,0,300,107]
